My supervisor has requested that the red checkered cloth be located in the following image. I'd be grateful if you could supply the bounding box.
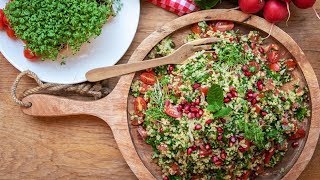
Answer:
[148,0,198,16]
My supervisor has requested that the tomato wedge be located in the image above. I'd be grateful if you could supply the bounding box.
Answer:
[5,26,16,39]
[200,86,209,96]
[134,97,147,117]
[0,9,4,30]
[215,21,234,32]
[269,63,280,72]
[24,48,39,61]
[191,23,202,34]
[289,128,306,140]
[140,72,156,85]
[267,51,280,63]
[285,59,297,71]
[264,148,275,164]
[165,105,182,118]
[2,15,9,26]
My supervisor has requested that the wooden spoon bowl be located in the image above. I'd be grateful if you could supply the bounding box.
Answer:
[22,10,320,179]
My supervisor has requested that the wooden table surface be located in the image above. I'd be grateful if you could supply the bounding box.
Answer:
[0,1,319,179]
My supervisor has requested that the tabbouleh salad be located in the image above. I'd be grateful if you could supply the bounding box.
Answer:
[130,21,310,180]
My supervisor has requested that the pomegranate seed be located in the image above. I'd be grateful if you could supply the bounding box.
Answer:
[194,124,202,130]
[230,136,237,143]
[247,93,253,97]
[229,86,236,92]
[217,135,223,141]
[181,100,187,105]
[231,91,238,98]
[251,42,256,49]
[206,119,213,125]
[244,71,252,77]
[184,110,189,114]
[257,83,263,91]
[247,97,254,102]
[198,109,204,115]
[220,150,227,160]
[193,83,201,89]
[212,156,223,166]
[258,47,265,54]
[195,113,201,118]
[190,107,199,113]
[184,105,191,111]
[163,176,169,180]
[252,93,258,98]
[227,93,233,99]
[217,127,224,133]
[187,147,193,155]
[261,111,268,116]
[177,105,183,112]
[251,98,257,105]
[205,144,211,150]
[188,112,195,119]
[242,65,248,72]
[168,65,174,72]
[192,145,197,151]
[248,89,253,93]
[292,142,299,148]
[159,127,164,133]
[224,97,231,103]
[281,97,286,101]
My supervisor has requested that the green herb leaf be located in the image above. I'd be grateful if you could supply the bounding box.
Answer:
[213,107,232,118]
[207,103,221,113]
[207,84,224,106]
[295,107,308,122]
[194,0,221,10]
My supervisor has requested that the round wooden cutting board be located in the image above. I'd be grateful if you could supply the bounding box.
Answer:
[21,10,320,180]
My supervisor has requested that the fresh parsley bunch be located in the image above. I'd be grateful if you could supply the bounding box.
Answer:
[4,0,114,60]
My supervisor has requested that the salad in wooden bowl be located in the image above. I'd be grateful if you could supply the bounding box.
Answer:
[129,21,310,180]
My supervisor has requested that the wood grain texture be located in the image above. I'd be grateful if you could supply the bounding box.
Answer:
[0,1,320,179]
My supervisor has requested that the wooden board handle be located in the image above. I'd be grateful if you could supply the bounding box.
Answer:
[21,94,103,118]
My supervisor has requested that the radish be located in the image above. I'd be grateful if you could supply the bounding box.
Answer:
[263,0,289,38]
[263,0,289,23]
[292,0,320,20]
[239,0,265,14]
[281,0,292,24]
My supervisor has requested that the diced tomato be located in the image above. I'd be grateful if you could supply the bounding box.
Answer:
[264,148,275,164]
[140,72,156,85]
[215,21,234,32]
[5,26,16,39]
[285,59,297,71]
[200,86,209,96]
[165,105,182,118]
[191,23,202,34]
[139,83,149,94]
[24,48,39,61]
[267,51,280,63]
[254,104,261,113]
[269,63,280,72]
[289,128,306,140]
[240,170,251,180]
[134,97,147,117]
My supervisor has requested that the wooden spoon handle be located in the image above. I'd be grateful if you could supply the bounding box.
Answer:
[21,94,101,117]
[86,56,174,82]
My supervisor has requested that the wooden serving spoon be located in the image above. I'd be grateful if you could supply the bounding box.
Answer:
[85,38,220,82]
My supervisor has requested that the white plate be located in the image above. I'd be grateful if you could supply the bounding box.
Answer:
[0,0,140,84]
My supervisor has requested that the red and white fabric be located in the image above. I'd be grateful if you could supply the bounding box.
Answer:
[148,0,198,16]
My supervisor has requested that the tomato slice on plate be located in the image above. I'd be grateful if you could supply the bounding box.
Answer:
[140,72,156,85]
[5,26,16,39]
[24,48,40,61]
[285,59,297,71]
[269,63,280,72]
[267,51,280,63]
[2,15,9,26]
[191,23,202,34]
[215,21,234,32]
[165,105,182,118]
[134,97,147,117]
[0,9,5,30]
